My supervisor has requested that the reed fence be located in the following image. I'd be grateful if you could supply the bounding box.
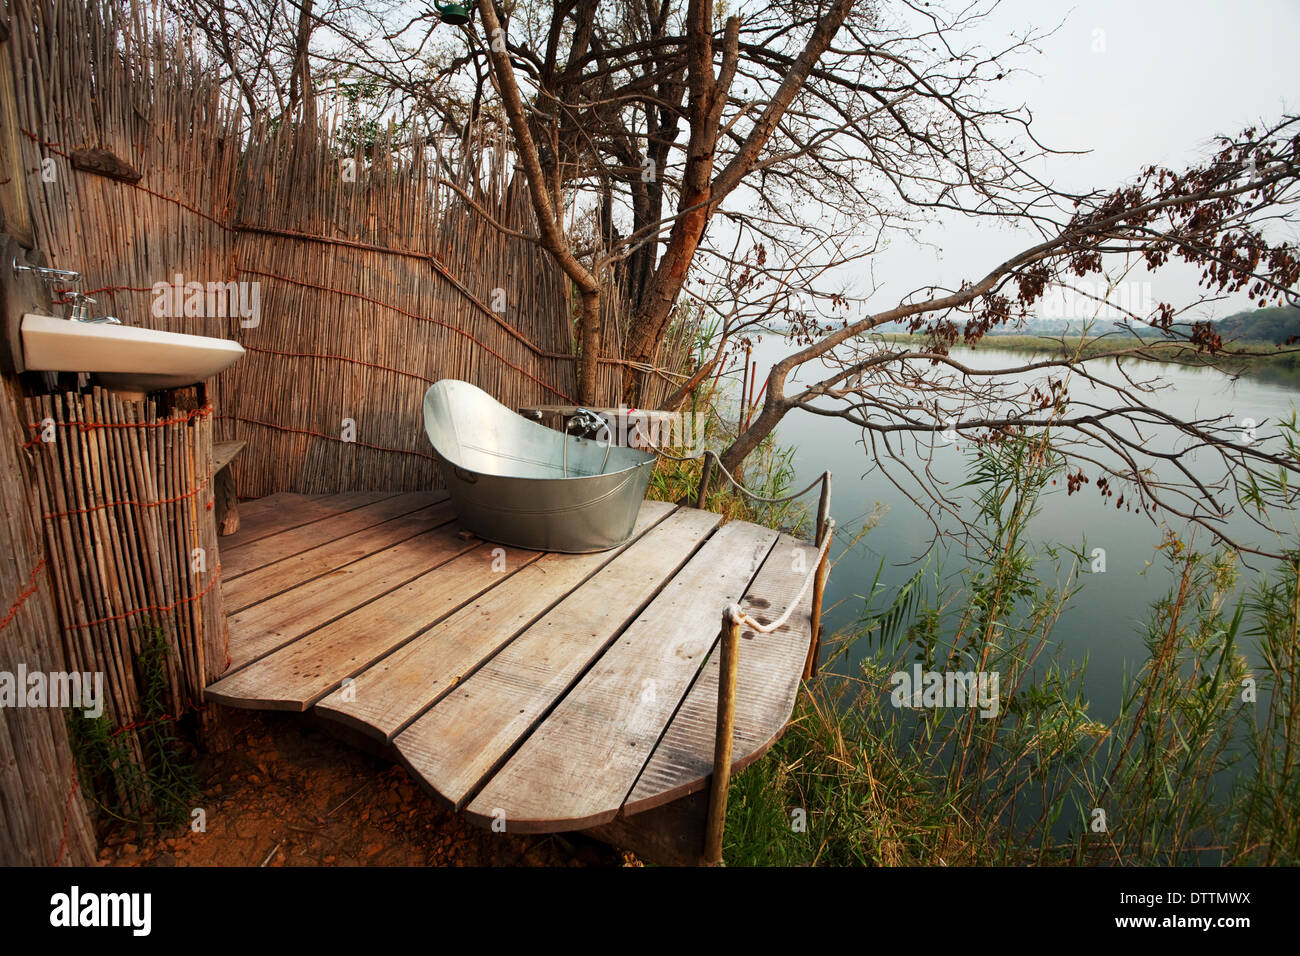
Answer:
[0,377,96,865]
[23,387,224,813]
[10,0,693,500]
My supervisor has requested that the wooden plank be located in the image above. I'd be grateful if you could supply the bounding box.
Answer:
[222,500,456,613]
[625,533,819,814]
[219,524,478,671]
[222,491,447,580]
[464,520,779,833]
[212,439,246,473]
[214,465,240,536]
[206,541,539,711]
[230,491,316,528]
[218,491,399,550]
[222,491,446,579]
[315,501,677,740]
[392,507,724,812]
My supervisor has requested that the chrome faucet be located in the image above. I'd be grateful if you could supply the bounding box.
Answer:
[567,407,608,438]
[65,291,120,324]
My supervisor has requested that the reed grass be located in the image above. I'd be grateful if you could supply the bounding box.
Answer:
[722,431,1300,866]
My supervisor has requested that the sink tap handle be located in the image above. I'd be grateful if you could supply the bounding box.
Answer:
[65,290,97,322]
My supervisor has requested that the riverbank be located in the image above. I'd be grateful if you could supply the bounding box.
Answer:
[879,333,1300,387]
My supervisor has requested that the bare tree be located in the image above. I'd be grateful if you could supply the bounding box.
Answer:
[219,0,1057,404]
[162,1,1300,554]
[713,118,1300,556]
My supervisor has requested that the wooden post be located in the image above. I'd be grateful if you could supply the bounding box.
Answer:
[704,606,741,865]
[815,471,832,548]
[804,547,829,680]
[696,451,715,511]
[804,473,832,679]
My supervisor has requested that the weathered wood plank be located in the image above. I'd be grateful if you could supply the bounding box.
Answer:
[228,492,316,529]
[222,491,446,579]
[213,441,247,535]
[215,466,240,536]
[219,491,399,550]
[625,533,818,814]
[212,439,246,473]
[222,500,455,613]
[465,520,779,832]
[206,542,539,711]
[392,507,724,811]
[221,501,456,612]
[219,524,479,671]
[315,501,677,740]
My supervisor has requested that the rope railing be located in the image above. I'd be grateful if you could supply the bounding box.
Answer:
[724,517,835,635]
[603,420,829,513]
[604,424,838,866]
[695,449,830,509]
[588,421,835,643]
[704,508,834,865]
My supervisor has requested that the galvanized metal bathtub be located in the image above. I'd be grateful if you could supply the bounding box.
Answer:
[422,380,658,553]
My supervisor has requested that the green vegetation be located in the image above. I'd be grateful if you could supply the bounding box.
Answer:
[882,331,1300,388]
[67,624,199,830]
[721,431,1300,865]
[644,321,809,533]
[1215,305,1300,345]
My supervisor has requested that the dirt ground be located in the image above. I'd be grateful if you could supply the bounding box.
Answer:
[94,709,639,867]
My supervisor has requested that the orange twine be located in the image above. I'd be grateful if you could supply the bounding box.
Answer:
[0,558,47,633]
[40,477,211,521]
[240,344,437,386]
[64,565,222,632]
[219,416,437,461]
[21,128,583,403]
[237,267,577,402]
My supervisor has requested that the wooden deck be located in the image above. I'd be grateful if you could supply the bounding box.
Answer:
[205,490,818,843]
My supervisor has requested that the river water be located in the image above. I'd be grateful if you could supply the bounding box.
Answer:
[746,342,1299,717]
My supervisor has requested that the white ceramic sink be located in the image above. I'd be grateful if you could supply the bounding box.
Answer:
[20,313,244,391]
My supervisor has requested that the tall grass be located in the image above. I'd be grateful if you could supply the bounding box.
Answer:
[723,432,1300,865]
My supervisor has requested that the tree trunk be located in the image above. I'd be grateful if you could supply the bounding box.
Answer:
[717,393,788,494]
[578,289,602,405]
[621,195,711,403]
[619,0,852,404]
[288,0,315,122]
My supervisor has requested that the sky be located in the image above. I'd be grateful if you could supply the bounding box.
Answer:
[843,0,1300,324]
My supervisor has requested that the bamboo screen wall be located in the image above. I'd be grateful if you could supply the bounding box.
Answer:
[9,0,680,500]
[0,377,96,865]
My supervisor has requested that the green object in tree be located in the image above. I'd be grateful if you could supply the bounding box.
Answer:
[434,3,471,25]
